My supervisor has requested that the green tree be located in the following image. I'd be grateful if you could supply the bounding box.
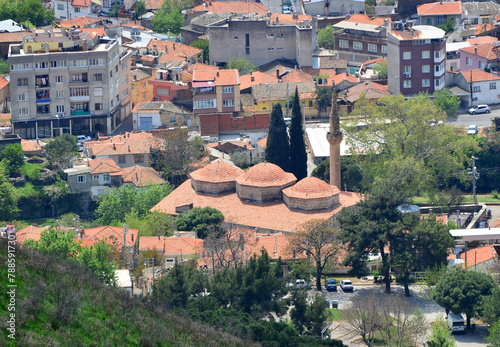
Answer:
[437,17,456,34]
[287,219,342,291]
[289,87,308,180]
[315,86,333,116]
[175,207,224,239]
[133,0,146,19]
[152,2,185,35]
[432,270,496,328]
[24,228,81,259]
[265,103,290,172]
[433,88,460,118]
[311,156,366,192]
[373,60,388,79]
[0,143,24,176]
[487,319,500,347]
[305,293,329,336]
[107,2,122,17]
[290,288,308,334]
[191,39,209,63]
[0,0,54,27]
[318,26,335,50]
[0,164,19,220]
[482,286,500,326]
[427,314,456,347]
[0,58,9,74]
[45,133,78,170]
[79,240,117,286]
[226,56,258,76]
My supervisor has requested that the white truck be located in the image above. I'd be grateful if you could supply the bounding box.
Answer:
[448,313,465,334]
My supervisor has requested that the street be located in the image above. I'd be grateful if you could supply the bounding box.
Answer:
[448,106,499,128]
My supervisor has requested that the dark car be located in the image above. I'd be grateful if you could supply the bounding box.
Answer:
[325,279,337,291]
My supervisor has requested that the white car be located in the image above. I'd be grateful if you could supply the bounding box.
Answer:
[77,135,92,142]
[340,280,353,292]
[468,105,490,115]
[467,125,478,135]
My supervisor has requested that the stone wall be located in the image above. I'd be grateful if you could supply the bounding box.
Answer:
[283,194,339,211]
[236,183,294,203]
[191,179,236,195]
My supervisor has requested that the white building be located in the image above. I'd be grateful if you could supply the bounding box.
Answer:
[52,0,99,19]
[446,69,500,107]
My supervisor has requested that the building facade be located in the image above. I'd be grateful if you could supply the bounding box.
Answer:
[9,28,130,139]
[387,24,446,96]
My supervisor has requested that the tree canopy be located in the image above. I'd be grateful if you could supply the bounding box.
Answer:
[133,1,146,19]
[191,39,209,63]
[226,56,258,76]
[175,207,224,239]
[317,26,335,50]
[0,0,54,27]
[45,133,79,170]
[0,143,24,177]
[315,86,333,116]
[152,1,184,35]
[0,164,19,220]
[265,103,290,172]
[433,88,460,118]
[289,87,308,180]
[373,60,388,79]
[311,156,366,192]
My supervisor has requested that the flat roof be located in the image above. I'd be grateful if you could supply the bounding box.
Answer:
[389,25,445,40]
[334,21,384,32]
[450,228,500,241]
[446,41,470,52]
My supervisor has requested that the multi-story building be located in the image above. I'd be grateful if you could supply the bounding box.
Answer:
[131,68,154,108]
[51,0,100,19]
[460,42,500,76]
[303,0,364,17]
[417,1,462,27]
[9,28,131,139]
[208,13,316,68]
[387,23,446,96]
[332,14,391,64]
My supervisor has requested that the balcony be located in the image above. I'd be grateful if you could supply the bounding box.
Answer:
[36,91,50,104]
[71,110,90,116]
[434,68,445,77]
[35,75,49,88]
[36,98,51,104]
[434,52,445,63]
[36,105,50,116]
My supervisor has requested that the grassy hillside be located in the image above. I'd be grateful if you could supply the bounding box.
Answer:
[0,238,256,346]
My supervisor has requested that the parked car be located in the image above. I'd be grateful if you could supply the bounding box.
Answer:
[467,124,478,135]
[282,5,290,11]
[340,280,353,292]
[325,279,337,291]
[468,105,490,114]
[77,135,92,142]
[288,279,310,290]
[282,9,292,14]
[447,313,465,334]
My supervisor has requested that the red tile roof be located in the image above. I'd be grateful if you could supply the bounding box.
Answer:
[187,63,219,73]
[0,31,27,43]
[78,27,106,38]
[72,0,90,7]
[0,74,9,90]
[467,36,498,45]
[301,67,336,81]
[121,165,166,187]
[193,69,240,86]
[269,13,312,24]
[139,235,204,255]
[476,23,495,35]
[460,69,500,83]
[344,81,390,103]
[459,245,499,269]
[240,71,279,90]
[417,1,462,16]
[148,40,202,63]
[86,132,161,156]
[491,219,500,228]
[20,139,45,153]
[81,226,138,248]
[281,69,314,83]
[332,73,358,86]
[151,180,361,233]
[188,1,268,15]
[236,162,296,187]
[60,16,102,29]
[345,13,392,26]
[17,225,50,245]
[461,42,500,60]
[87,158,122,174]
[358,57,385,67]
[256,136,267,149]
[282,176,339,199]
[144,0,162,10]
[189,159,244,183]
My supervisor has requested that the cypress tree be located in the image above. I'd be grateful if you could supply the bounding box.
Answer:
[289,87,308,180]
[265,103,290,171]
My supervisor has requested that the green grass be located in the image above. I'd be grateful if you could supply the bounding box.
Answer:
[327,309,345,321]
[13,182,43,198]
[412,194,500,204]
[20,161,46,177]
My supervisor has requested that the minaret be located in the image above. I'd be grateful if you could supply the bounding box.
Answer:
[326,86,342,190]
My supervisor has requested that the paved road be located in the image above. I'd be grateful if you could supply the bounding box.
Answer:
[111,114,133,136]
[448,106,499,128]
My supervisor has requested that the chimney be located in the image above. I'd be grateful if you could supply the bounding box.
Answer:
[216,71,219,77]
[128,145,131,151]
[113,143,116,150]
[474,47,477,54]
[251,76,255,82]
[131,234,134,242]
[173,43,176,50]
[276,69,279,79]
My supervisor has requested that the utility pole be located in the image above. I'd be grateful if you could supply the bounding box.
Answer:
[122,224,128,268]
[286,83,289,118]
[468,156,479,205]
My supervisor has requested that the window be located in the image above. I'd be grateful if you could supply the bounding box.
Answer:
[267,48,274,51]
[381,45,387,54]
[134,154,144,163]
[277,47,284,51]
[77,175,86,183]
[170,116,176,122]
[223,99,234,107]
[56,90,64,98]
[111,100,113,107]
[422,79,430,87]
[466,57,472,66]
[17,78,28,86]
[435,78,443,88]
[309,100,313,107]
[122,76,128,85]
[18,108,29,116]
[89,58,105,66]
[267,34,274,38]
[103,174,110,181]
[435,64,441,73]
[93,175,99,179]
[339,40,348,49]
[115,65,118,72]
[56,105,64,113]
[118,155,126,164]
[403,52,411,60]
[157,88,170,97]
[70,87,89,97]
[94,87,103,96]
[222,86,234,93]
[403,66,411,74]
[490,82,497,90]
[368,43,377,52]
[110,71,113,78]
[435,50,443,59]
[479,61,485,69]
[70,60,87,67]
[403,80,412,88]
[353,41,362,50]
[473,86,481,92]
[95,103,102,110]
[422,51,430,59]
[94,73,103,81]
[422,65,430,73]
[122,88,129,98]
[234,36,238,39]
[194,99,216,109]
[116,94,119,102]
[56,75,63,83]
[18,93,28,101]
[75,7,80,12]
[276,33,284,38]
[57,4,64,10]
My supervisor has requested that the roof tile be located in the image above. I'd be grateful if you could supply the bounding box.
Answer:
[190,159,245,183]
[193,69,240,86]
[188,1,268,15]
[417,1,462,16]
[121,165,166,187]
[460,69,500,83]
[236,162,296,187]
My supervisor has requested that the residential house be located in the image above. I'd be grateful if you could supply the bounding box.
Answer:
[332,14,391,64]
[301,67,337,86]
[119,47,133,129]
[458,244,500,273]
[184,0,268,23]
[446,69,500,107]
[0,32,25,58]
[148,61,192,103]
[147,40,203,65]
[460,42,500,76]
[138,234,204,267]
[181,12,227,46]
[132,100,192,130]
[341,80,391,112]
[462,1,500,27]
[59,16,103,29]
[20,139,46,157]
[387,23,446,96]
[198,113,270,137]
[208,14,317,68]
[207,140,264,165]
[446,41,470,72]
[417,1,462,27]
[0,20,24,33]
[16,225,50,245]
[303,0,364,17]
[79,225,138,255]
[239,71,279,92]
[131,68,154,108]
[52,0,100,20]
[121,165,166,187]
[0,74,9,113]
[467,36,498,46]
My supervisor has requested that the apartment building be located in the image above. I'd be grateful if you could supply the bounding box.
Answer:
[9,28,131,139]
[387,23,446,96]
[51,0,99,19]
[208,13,316,68]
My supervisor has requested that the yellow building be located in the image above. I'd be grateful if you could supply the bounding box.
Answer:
[131,68,154,109]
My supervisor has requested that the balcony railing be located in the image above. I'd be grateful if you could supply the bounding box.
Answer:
[70,79,88,83]
[70,109,90,116]
[36,98,51,104]
[35,83,50,88]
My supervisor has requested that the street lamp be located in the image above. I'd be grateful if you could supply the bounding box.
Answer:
[55,114,61,137]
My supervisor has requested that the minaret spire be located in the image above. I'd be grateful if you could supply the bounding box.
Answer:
[326,85,342,190]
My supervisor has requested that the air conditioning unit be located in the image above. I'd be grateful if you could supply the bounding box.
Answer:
[405,73,411,78]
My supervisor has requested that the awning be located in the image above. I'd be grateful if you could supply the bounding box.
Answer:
[192,81,215,88]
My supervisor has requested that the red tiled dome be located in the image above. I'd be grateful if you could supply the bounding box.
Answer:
[236,162,296,187]
[189,159,244,183]
[282,176,340,199]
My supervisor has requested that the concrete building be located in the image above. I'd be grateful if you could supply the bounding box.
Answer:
[208,13,317,68]
[8,28,131,139]
[131,68,154,108]
[460,42,500,76]
[446,69,500,107]
[132,100,192,130]
[303,0,364,17]
[387,23,446,96]
[52,0,100,20]
[417,1,462,27]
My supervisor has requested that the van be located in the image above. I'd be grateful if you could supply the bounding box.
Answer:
[448,313,465,334]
